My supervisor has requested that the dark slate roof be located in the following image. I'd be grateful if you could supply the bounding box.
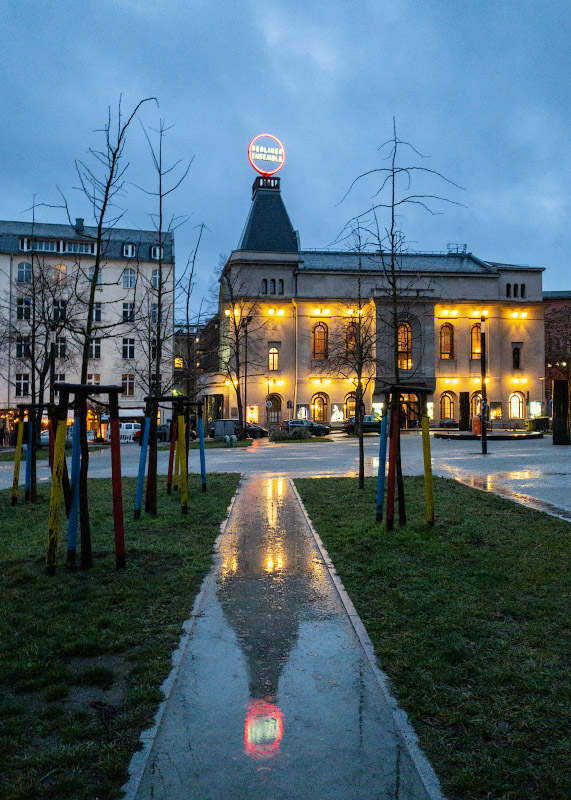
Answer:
[237,179,299,253]
[0,220,174,262]
[298,250,497,274]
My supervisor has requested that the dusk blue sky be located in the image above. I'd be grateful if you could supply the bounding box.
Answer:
[2,1,570,313]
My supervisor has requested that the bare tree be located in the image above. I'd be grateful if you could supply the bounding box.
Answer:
[63,96,155,567]
[338,119,463,523]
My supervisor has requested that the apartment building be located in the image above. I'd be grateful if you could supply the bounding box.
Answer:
[0,219,175,433]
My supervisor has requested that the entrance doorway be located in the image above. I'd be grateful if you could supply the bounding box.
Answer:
[266,394,282,430]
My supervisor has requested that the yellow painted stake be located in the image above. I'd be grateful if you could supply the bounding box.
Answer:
[46,419,67,575]
[173,437,180,491]
[11,419,24,506]
[176,414,188,514]
[421,413,434,525]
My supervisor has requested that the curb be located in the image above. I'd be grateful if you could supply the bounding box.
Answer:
[289,479,446,800]
[121,477,244,800]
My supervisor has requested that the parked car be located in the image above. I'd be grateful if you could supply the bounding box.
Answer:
[280,419,330,436]
[208,419,269,439]
[342,415,382,434]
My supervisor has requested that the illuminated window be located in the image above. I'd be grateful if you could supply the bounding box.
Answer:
[54,263,67,284]
[268,347,279,371]
[470,324,481,359]
[174,357,183,369]
[311,392,328,422]
[440,392,454,419]
[121,373,135,396]
[17,262,32,283]
[122,268,136,288]
[509,391,525,418]
[471,391,482,417]
[439,323,454,360]
[345,321,358,354]
[344,392,356,419]
[312,322,328,359]
[397,322,412,370]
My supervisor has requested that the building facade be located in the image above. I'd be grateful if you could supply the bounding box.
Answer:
[198,177,545,430]
[0,219,175,433]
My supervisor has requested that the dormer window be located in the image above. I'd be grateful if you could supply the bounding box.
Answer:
[150,245,163,260]
[123,243,136,258]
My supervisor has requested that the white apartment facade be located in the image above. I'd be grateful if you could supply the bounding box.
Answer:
[0,219,175,433]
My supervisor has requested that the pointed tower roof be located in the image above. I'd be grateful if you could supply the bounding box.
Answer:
[237,177,299,253]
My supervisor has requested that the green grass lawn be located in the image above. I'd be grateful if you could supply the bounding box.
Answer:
[295,475,571,800]
[0,473,240,800]
[0,446,105,463]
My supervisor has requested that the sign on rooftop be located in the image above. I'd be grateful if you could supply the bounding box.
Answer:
[248,133,285,177]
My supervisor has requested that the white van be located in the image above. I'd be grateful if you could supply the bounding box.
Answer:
[117,422,141,442]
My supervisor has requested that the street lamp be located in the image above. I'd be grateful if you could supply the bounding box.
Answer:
[480,315,487,455]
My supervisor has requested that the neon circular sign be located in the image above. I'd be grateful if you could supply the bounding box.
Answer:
[248,133,285,176]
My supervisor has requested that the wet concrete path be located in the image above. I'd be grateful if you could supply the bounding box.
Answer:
[127,476,441,800]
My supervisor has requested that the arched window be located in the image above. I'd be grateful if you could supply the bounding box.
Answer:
[54,263,67,284]
[278,279,284,295]
[311,392,329,422]
[506,283,512,298]
[122,268,136,288]
[344,392,356,419]
[270,279,276,294]
[261,279,267,295]
[152,269,160,289]
[521,283,526,298]
[397,322,412,370]
[440,392,454,420]
[509,392,524,418]
[345,321,358,354]
[470,324,481,359]
[513,283,519,298]
[440,323,454,360]
[471,391,482,417]
[312,322,328,359]
[268,347,279,371]
[17,262,32,283]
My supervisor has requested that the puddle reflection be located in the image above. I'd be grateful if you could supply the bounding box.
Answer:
[218,477,328,762]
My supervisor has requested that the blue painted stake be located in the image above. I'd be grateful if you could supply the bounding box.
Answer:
[198,416,207,492]
[66,417,81,561]
[376,411,389,522]
[134,417,150,519]
[25,420,33,500]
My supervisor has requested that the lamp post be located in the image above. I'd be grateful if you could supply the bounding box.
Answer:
[480,315,487,455]
[243,315,252,432]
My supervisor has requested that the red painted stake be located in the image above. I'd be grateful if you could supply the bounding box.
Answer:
[166,418,177,495]
[386,406,399,531]
[109,397,126,569]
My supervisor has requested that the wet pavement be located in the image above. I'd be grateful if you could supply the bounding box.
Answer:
[125,477,441,800]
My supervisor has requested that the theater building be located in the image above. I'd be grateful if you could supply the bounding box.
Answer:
[198,176,546,430]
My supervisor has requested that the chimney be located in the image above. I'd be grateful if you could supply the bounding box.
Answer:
[75,217,84,232]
